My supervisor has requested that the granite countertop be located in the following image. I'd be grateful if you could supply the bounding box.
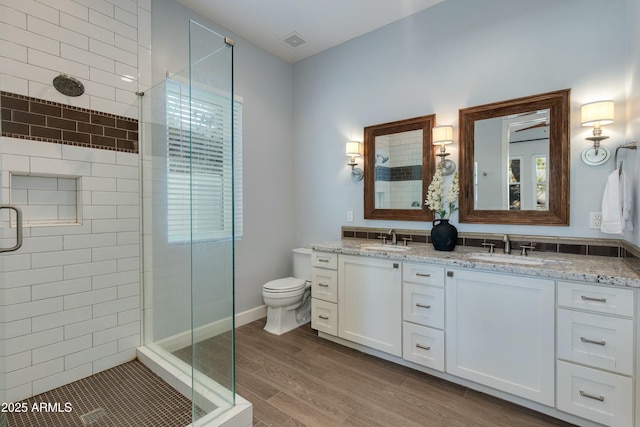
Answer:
[310,239,640,288]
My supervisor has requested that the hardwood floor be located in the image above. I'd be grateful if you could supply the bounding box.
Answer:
[236,318,575,427]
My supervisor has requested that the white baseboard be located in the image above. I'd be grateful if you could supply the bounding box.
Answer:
[154,306,266,352]
[235,305,266,327]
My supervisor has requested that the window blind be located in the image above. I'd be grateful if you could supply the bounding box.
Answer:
[166,79,243,243]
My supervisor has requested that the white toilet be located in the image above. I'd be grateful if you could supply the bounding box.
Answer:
[262,248,312,335]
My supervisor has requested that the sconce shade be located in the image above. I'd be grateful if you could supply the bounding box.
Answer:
[345,141,361,156]
[432,125,454,145]
[581,101,614,127]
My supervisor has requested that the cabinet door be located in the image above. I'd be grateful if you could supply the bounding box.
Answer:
[557,309,633,375]
[445,268,555,406]
[403,283,445,329]
[338,255,402,356]
[311,298,338,336]
[557,360,633,427]
[403,322,445,372]
[312,267,338,303]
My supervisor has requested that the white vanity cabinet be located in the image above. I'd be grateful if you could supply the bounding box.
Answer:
[445,268,555,406]
[402,262,446,371]
[338,255,402,356]
[311,252,338,336]
[556,281,635,427]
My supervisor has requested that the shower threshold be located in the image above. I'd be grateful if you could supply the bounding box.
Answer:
[137,346,252,427]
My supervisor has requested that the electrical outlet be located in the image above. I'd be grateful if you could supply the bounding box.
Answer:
[589,212,602,229]
[347,210,353,222]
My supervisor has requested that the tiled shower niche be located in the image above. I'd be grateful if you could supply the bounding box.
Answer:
[10,174,80,226]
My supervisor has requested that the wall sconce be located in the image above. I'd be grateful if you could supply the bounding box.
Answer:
[346,141,364,181]
[432,125,456,175]
[581,100,614,165]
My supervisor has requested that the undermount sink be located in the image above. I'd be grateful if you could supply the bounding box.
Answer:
[362,244,411,252]
[468,252,547,266]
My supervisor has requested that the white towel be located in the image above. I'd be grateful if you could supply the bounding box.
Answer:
[600,169,633,234]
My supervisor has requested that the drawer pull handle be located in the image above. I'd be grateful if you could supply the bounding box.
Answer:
[579,390,605,402]
[416,273,431,277]
[318,315,329,320]
[581,295,607,303]
[416,303,431,309]
[318,258,330,263]
[416,344,431,351]
[318,283,329,287]
[580,337,606,346]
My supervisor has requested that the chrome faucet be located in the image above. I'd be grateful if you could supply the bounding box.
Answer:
[388,229,397,245]
[503,234,511,254]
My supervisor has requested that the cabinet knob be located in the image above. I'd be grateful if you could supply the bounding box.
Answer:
[447,271,454,277]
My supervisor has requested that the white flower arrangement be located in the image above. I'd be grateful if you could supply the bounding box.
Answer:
[425,163,459,219]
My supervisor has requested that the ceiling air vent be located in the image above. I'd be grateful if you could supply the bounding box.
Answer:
[282,32,307,48]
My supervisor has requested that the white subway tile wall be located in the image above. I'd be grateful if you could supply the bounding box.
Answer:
[1,138,140,402]
[0,0,150,404]
[0,0,152,118]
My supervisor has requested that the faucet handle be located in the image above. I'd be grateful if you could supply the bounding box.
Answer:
[520,243,536,256]
[481,242,495,253]
[377,234,387,244]
[402,237,412,246]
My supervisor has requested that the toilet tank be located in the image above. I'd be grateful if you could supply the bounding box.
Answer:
[292,248,312,281]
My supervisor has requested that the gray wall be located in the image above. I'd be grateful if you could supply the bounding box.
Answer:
[151,0,640,316]
[292,0,634,245]
[627,0,640,246]
[151,0,295,313]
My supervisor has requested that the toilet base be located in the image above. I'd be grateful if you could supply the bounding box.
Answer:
[263,300,311,336]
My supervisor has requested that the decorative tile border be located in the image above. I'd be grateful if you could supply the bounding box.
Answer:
[341,226,632,261]
[1,91,138,153]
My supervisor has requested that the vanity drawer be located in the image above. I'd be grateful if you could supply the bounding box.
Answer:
[557,309,633,375]
[403,262,445,287]
[557,360,632,427]
[311,298,337,336]
[557,282,634,318]
[402,322,444,372]
[403,283,445,329]
[312,267,338,303]
[311,251,338,269]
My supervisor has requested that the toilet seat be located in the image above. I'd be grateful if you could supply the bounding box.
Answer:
[263,277,306,293]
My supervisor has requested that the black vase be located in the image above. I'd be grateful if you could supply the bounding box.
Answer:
[431,219,458,251]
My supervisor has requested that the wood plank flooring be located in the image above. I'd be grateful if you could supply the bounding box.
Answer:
[236,318,575,427]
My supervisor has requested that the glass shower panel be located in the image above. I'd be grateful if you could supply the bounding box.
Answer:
[188,20,235,424]
[139,19,235,425]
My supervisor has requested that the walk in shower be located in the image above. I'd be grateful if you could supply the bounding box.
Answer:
[138,20,244,425]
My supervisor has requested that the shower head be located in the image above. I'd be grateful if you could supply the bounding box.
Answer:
[53,74,85,97]
[376,154,389,164]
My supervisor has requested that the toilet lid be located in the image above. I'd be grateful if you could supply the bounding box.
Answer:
[263,277,306,292]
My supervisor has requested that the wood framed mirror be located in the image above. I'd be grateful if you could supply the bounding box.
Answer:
[364,115,436,221]
[458,89,570,225]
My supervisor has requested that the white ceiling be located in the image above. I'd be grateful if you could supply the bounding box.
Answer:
[176,0,446,63]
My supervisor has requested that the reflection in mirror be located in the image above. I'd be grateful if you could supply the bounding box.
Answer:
[364,115,435,221]
[374,129,423,209]
[459,89,570,225]
[474,109,550,211]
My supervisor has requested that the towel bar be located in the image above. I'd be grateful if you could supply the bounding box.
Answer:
[614,141,637,173]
